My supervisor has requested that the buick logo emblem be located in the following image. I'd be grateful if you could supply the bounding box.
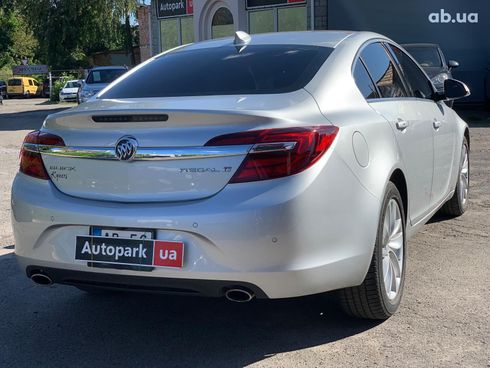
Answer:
[115,137,138,161]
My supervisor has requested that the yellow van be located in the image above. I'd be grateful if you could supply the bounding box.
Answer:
[7,77,41,98]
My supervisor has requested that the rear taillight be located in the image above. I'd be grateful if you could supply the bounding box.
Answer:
[20,131,65,180]
[205,126,339,183]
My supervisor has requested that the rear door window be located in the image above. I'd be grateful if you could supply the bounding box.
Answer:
[100,45,333,98]
[360,43,407,99]
[86,69,126,84]
[353,58,379,99]
[386,44,434,100]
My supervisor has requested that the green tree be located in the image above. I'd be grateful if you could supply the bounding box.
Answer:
[112,0,138,66]
[0,6,38,69]
[16,0,136,69]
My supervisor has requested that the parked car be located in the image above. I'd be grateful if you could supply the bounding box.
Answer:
[0,80,7,98]
[402,43,459,93]
[59,80,81,102]
[12,31,470,320]
[77,66,127,104]
[7,77,41,98]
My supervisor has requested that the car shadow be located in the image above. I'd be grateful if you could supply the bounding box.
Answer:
[0,252,381,367]
[427,212,455,224]
[0,108,71,131]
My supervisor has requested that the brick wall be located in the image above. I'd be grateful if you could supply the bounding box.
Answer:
[150,2,161,56]
[137,5,152,62]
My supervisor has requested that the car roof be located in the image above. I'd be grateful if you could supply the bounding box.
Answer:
[176,31,385,52]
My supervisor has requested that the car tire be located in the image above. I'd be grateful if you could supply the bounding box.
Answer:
[440,137,469,217]
[338,182,406,319]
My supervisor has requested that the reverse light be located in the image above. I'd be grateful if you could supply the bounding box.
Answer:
[20,131,65,180]
[205,126,339,183]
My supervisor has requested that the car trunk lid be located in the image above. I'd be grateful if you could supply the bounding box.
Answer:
[40,92,321,202]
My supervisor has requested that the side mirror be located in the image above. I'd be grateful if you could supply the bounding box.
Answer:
[443,79,470,101]
[448,60,460,69]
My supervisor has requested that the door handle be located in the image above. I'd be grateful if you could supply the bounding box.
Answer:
[433,120,442,129]
[396,120,409,131]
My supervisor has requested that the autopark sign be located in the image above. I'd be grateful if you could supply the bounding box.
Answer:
[12,64,49,75]
[156,0,193,18]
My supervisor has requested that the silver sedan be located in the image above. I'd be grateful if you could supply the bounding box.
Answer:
[11,31,470,319]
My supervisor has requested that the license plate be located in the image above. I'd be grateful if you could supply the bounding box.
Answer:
[92,227,153,240]
[76,236,184,268]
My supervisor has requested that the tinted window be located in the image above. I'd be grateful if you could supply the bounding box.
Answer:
[353,59,379,99]
[360,43,407,99]
[86,69,126,84]
[100,45,333,99]
[387,45,434,100]
[28,80,33,86]
[403,46,442,67]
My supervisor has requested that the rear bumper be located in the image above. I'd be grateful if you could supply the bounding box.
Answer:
[24,265,268,298]
[12,151,380,298]
[60,94,77,101]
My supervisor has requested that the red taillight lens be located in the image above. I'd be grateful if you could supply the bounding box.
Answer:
[20,131,65,180]
[205,126,339,183]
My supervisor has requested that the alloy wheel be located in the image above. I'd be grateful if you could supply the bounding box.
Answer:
[381,199,404,301]
[459,144,469,206]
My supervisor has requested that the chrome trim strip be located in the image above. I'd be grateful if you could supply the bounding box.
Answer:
[25,144,252,161]
[133,146,251,161]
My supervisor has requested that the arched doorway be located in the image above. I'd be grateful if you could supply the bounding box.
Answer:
[211,7,234,39]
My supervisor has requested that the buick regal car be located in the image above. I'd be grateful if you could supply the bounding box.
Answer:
[12,31,470,320]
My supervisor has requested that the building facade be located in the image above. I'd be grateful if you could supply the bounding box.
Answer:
[149,0,327,55]
[145,0,489,102]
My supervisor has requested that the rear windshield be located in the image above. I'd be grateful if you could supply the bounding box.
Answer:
[100,45,333,98]
[86,69,126,84]
[8,79,22,86]
[65,81,81,88]
[404,47,442,67]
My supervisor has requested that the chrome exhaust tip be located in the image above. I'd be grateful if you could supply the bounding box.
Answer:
[30,273,53,286]
[225,288,255,303]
